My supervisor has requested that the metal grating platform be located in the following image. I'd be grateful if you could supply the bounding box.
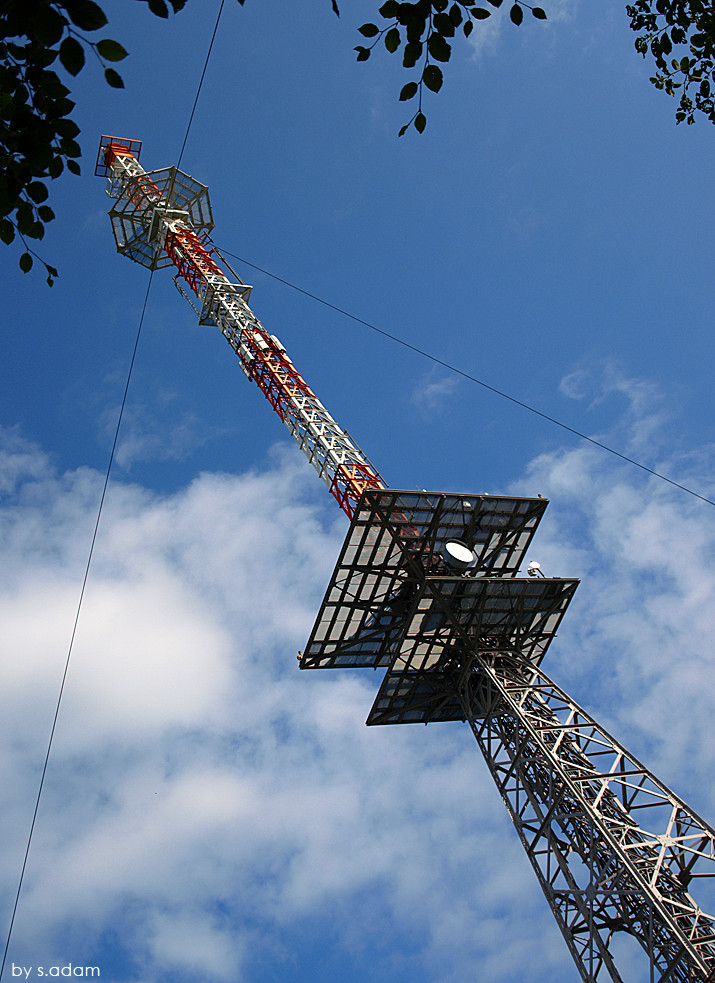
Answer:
[365,575,577,725]
[108,166,214,270]
[301,489,552,671]
[301,488,577,726]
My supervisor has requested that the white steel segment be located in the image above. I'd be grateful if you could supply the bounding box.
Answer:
[456,656,715,982]
[104,152,147,198]
[104,151,381,500]
[205,274,375,492]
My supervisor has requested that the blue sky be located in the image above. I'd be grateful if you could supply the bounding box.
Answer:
[1,1,715,981]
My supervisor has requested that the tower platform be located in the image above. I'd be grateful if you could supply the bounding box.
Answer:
[300,489,578,724]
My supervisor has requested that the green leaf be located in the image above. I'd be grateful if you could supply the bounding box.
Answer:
[355,46,371,61]
[55,119,81,139]
[433,12,455,36]
[398,122,409,136]
[148,0,170,17]
[487,0,503,7]
[414,112,426,133]
[532,6,547,18]
[0,220,15,245]
[33,4,67,46]
[61,138,82,158]
[405,18,427,44]
[449,4,463,26]
[400,81,419,100]
[510,3,523,24]
[59,36,86,76]
[51,97,76,119]
[358,22,379,37]
[28,182,49,204]
[66,0,108,31]
[19,252,33,274]
[16,203,34,236]
[104,67,125,88]
[38,206,55,222]
[379,0,400,16]
[96,39,129,61]
[38,47,61,68]
[28,222,45,240]
[471,7,491,18]
[463,20,473,36]
[385,26,400,52]
[402,40,423,67]
[67,159,81,175]
[38,76,70,100]
[46,264,59,277]
[422,63,443,92]
[427,33,451,61]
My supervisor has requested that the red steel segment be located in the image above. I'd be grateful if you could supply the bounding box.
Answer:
[97,137,386,519]
[164,229,225,295]
[330,463,385,517]
[163,220,384,518]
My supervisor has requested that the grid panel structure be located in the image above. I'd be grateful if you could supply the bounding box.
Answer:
[301,489,550,670]
[107,164,214,270]
[302,484,715,979]
[366,575,577,724]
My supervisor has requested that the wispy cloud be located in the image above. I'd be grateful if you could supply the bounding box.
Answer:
[559,359,673,454]
[98,391,224,470]
[1,378,714,981]
[0,429,570,982]
[467,0,579,60]
[513,379,715,805]
[410,373,460,412]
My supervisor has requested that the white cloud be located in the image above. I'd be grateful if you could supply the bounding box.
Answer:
[558,359,672,454]
[1,380,714,982]
[410,372,460,412]
[97,393,222,470]
[512,396,715,810]
[467,0,579,61]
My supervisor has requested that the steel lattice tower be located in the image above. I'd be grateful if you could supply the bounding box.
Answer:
[97,135,715,983]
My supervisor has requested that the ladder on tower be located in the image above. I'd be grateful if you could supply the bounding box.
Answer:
[96,134,715,983]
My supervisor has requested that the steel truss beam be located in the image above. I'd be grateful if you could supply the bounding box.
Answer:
[97,138,384,518]
[453,655,715,982]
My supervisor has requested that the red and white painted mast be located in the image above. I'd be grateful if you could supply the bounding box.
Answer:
[95,135,384,518]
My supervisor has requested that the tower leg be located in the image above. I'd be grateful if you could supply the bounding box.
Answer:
[451,655,715,983]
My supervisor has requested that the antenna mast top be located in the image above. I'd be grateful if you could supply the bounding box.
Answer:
[96,134,384,518]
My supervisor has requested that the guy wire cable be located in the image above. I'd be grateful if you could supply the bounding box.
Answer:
[215,246,715,510]
[0,0,228,974]
[0,272,153,982]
